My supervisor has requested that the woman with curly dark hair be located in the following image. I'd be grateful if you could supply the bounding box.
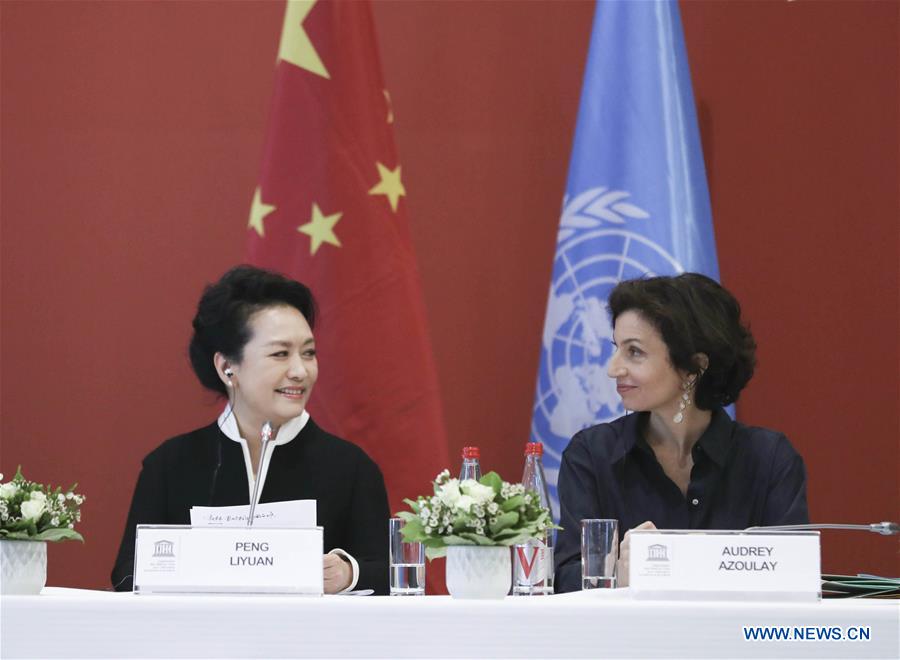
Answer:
[554,273,808,592]
[111,265,389,593]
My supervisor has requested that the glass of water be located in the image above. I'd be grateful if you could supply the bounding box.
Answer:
[389,517,425,595]
[581,519,618,589]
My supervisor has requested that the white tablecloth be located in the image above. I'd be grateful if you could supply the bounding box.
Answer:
[2,587,897,658]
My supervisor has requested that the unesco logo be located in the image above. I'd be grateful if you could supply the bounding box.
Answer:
[647,543,669,562]
[532,187,684,513]
[152,540,175,558]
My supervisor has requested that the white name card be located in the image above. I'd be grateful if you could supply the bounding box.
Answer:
[134,525,323,595]
[629,530,820,602]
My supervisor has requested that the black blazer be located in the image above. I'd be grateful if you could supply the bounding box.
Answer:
[112,417,390,593]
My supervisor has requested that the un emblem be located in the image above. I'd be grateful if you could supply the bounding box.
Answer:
[532,187,684,508]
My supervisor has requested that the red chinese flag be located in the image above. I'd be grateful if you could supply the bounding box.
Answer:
[245,0,449,583]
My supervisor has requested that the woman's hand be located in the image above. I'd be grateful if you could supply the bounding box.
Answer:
[323,553,352,594]
[617,520,657,587]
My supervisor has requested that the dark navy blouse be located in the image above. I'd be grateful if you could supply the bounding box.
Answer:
[554,408,809,593]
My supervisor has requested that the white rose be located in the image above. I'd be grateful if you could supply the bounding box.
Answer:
[461,481,495,504]
[20,498,46,521]
[0,483,18,499]
[437,480,461,506]
[454,494,475,512]
[30,491,47,503]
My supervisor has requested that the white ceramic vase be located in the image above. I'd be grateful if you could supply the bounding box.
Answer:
[445,545,510,599]
[0,539,47,595]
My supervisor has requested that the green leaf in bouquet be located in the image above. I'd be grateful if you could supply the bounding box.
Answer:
[399,517,425,542]
[422,536,447,549]
[496,529,535,546]
[489,511,519,535]
[458,532,493,546]
[4,519,33,533]
[452,513,469,529]
[478,471,502,495]
[493,527,523,540]
[442,534,476,546]
[425,545,447,560]
[401,498,420,514]
[33,528,84,543]
[501,494,525,512]
[395,510,418,524]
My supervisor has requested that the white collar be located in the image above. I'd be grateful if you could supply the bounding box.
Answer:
[216,405,310,502]
[216,405,310,446]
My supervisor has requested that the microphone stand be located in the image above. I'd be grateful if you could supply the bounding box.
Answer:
[744,522,899,535]
[247,421,273,528]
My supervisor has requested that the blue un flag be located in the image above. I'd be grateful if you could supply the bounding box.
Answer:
[531,0,723,518]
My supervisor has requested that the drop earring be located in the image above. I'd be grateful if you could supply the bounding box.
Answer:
[674,379,693,424]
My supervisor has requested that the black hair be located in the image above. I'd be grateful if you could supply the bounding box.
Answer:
[607,273,756,410]
[188,265,317,396]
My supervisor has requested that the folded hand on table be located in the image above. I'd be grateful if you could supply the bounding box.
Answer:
[323,553,352,594]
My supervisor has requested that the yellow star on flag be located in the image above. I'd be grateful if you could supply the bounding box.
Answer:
[248,187,276,237]
[277,0,330,79]
[368,162,406,213]
[298,203,342,254]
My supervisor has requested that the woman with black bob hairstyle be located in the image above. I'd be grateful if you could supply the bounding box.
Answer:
[554,273,808,592]
[112,265,390,593]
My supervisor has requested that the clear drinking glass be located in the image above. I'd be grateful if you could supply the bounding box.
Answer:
[389,517,425,595]
[581,518,618,589]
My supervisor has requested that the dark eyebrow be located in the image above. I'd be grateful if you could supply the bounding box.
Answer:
[619,338,643,345]
[262,338,315,348]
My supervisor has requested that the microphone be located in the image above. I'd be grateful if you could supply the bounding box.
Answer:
[744,522,899,535]
[246,421,273,527]
[207,437,223,506]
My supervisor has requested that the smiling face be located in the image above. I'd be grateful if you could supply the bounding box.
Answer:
[606,310,686,416]
[224,305,318,437]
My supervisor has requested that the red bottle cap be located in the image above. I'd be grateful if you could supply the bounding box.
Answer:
[525,442,543,456]
[461,446,480,459]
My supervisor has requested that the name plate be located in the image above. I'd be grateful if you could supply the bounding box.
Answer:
[629,530,820,602]
[134,525,323,595]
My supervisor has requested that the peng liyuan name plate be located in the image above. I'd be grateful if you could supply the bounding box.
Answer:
[628,530,820,602]
[134,525,323,594]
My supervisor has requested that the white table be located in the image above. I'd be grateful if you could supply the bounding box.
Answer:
[2,587,897,658]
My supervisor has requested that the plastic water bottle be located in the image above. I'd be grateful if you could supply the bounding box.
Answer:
[459,446,481,481]
[512,441,554,595]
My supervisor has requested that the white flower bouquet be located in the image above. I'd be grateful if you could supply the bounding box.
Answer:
[397,470,556,559]
[0,467,84,542]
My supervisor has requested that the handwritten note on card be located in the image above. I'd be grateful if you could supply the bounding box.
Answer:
[190,500,317,528]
